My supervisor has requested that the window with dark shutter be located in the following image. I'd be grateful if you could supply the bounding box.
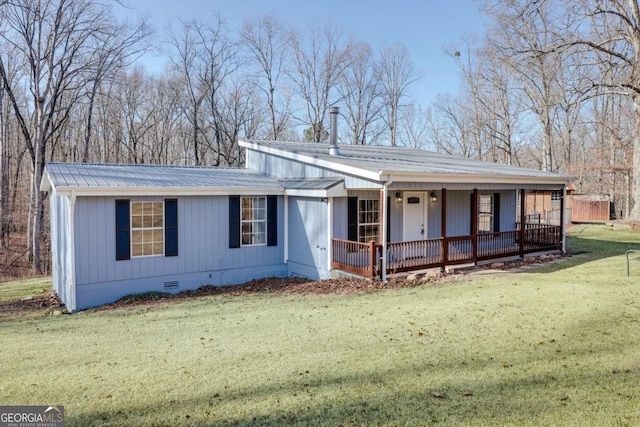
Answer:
[229,196,240,248]
[493,193,501,233]
[115,200,130,260]
[267,195,277,247]
[347,197,358,241]
[165,199,178,256]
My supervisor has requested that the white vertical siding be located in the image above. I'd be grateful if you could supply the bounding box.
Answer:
[287,197,329,279]
[247,150,382,189]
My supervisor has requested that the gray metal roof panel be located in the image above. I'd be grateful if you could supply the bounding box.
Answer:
[243,140,573,181]
[44,163,282,190]
[279,178,343,190]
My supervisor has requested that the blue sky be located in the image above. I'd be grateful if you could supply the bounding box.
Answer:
[124,0,486,107]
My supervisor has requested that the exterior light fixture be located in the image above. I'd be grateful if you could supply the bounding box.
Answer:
[395,191,403,204]
[430,191,438,203]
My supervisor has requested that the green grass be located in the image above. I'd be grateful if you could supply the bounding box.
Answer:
[0,276,51,302]
[1,225,640,426]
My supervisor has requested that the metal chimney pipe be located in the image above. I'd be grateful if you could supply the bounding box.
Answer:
[329,106,339,155]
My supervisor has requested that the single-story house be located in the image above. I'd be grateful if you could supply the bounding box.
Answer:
[41,114,573,311]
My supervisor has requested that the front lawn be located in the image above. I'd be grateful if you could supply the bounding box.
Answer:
[0,225,639,426]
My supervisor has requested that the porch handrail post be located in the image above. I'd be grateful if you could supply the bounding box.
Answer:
[441,188,447,268]
[519,189,525,257]
[472,189,478,263]
[560,185,566,253]
[369,240,377,279]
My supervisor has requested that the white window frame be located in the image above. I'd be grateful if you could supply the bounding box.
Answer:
[241,196,267,247]
[551,190,562,208]
[131,200,164,258]
[478,195,493,234]
[358,199,380,243]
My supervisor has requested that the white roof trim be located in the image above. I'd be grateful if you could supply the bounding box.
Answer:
[50,187,284,197]
[239,139,382,182]
[384,173,571,185]
[284,185,347,198]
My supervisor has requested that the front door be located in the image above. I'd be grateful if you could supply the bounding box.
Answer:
[403,192,427,241]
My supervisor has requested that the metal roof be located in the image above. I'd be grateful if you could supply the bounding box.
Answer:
[42,163,283,195]
[240,140,573,183]
[279,178,343,190]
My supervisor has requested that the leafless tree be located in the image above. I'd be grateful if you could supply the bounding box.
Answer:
[240,15,291,140]
[0,0,149,273]
[288,24,353,142]
[377,43,420,147]
[336,42,384,145]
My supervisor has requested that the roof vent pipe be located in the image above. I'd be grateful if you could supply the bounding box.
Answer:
[329,106,340,156]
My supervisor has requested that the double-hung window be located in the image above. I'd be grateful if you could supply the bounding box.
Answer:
[358,199,380,243]
[478,195,493,234]
[116,199,178,260]
[131,201,164,257]
[241,196,267,246]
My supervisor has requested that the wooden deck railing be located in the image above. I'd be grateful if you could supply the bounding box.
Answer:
[331,238,377,279]
[330,225,562,279]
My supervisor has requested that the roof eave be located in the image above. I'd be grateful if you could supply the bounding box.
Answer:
[52,186,285,197]
[381,171,573,186]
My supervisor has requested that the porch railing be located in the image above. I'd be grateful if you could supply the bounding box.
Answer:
[330,225,562,279]
[331,238,377,279]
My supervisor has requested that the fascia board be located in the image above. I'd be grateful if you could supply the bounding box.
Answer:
[239,139,382,182]
[52,187,285,197]
[386,172,572,186]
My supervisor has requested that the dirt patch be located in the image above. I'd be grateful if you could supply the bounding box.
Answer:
[0,291,65,319]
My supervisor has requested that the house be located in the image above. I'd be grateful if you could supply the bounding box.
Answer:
[41,112,573,311]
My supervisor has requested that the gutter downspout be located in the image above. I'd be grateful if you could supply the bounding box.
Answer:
[284,194,289,266]
[381,178,393,282]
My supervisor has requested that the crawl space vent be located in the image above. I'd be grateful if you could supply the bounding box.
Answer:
[163,281,179,290]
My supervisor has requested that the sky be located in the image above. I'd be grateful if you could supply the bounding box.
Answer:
[121,0,487,107]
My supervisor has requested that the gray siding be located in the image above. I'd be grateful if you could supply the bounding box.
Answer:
[332,197,347,240]
[288,197,329,279]
[247,150,382,189]
[72,195,286,309]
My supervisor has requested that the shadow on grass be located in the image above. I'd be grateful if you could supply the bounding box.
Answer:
[67,307,640,427]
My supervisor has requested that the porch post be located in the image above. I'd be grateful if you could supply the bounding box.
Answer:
[381,186,388,281]
[472,189,478,263]
[519,189,526,257]
[441,188,447,268]
[560,185,566,253]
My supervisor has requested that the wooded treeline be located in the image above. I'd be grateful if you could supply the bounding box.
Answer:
[0,0,638,277]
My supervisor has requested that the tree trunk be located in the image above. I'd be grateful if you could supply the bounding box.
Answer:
[0,87,8,245]
[631,95,640,220]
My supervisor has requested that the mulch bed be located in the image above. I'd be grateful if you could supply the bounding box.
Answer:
[2,253,567,316]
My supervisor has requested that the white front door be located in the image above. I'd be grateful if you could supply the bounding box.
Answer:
[403,192,427,241]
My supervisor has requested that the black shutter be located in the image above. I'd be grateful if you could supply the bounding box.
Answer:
[470,193,474,235]
[493,193,501,233]
[267,195,277,247]
[115,200,130,260]
[348,197,358,241]
[165,199,178,256]
[229,196,240,248]
[386,196,391,242]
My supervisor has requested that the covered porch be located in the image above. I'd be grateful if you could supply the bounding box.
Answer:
[330,188,565,280]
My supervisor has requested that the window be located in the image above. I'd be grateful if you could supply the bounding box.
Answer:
[551,190,562,208]
[115,199,178,261]
[131,201,164,257]
[241,196,267,246]
[358,199,380,243]
[229,195,277,248]
[478,195,493,234]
